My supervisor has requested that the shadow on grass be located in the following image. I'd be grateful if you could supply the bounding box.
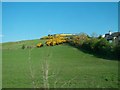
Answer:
[66,43,120,61]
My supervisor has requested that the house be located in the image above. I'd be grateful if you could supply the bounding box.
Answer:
[111,32,120,45]
[103,31,120,45]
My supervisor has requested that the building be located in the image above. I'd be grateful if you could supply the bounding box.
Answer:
[103,31,120,45]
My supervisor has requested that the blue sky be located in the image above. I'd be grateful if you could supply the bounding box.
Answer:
[2,2,118,42]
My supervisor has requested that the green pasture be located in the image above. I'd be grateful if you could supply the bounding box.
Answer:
[2,39,119,88]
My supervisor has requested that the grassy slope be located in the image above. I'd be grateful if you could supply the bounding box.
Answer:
[2,39,119,88]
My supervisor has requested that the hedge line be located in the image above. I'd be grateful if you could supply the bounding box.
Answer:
[68,34,120,60]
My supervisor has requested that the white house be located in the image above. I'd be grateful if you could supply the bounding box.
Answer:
[103,31,120,45]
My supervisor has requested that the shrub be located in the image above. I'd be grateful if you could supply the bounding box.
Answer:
[82,38,99,52]
[68,33,119,60]
[89,38,99,51]
[98,35,103,39]
[71,34,89,47]
[82,39,91,51]
[94,38,112,55]
[113,45,120,60]
[22,44,25,49]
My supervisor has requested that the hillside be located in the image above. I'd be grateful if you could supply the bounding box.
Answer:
[2,39,119,88]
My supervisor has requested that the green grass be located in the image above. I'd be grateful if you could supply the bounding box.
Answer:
[2,39,119,88]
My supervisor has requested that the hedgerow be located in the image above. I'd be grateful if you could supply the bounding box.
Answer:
[68,34,120,60]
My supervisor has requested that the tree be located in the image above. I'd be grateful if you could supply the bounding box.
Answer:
[22,44,25,49]
[91,32,98,38]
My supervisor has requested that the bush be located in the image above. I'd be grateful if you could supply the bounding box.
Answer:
[68,34,119,60]
[22,44,25,49]
[82,38,99,53]
[82,39,91,51]
[94,38,112,55]
[113,45,120,60]
[71,34,89,47]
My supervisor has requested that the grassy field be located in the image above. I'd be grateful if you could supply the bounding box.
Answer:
[2,39,119,88]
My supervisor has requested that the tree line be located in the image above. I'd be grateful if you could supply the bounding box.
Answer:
[67,33,120,60]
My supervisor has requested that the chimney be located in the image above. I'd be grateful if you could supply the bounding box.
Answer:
[109,30,112,35]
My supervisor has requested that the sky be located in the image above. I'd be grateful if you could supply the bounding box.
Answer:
[2,2,118,43]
